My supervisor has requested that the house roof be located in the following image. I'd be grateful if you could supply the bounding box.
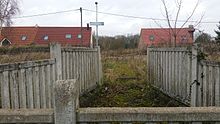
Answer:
[34,27,91,46]
[140,28,194,45]
[1,27,38,45]
[0,26,92,46]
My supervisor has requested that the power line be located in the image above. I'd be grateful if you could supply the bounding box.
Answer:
[12,7,219,24]
[13,8,79,19]
[83,8,218,24]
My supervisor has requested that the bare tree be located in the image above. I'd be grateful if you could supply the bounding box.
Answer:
[0,0,20,34]
[160,0,202,46]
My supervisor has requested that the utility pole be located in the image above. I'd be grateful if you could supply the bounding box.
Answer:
[95,2,98,47]
[80,7,83,46]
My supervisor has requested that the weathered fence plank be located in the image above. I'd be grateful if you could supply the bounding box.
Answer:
[197,64,203,106]
[165,51,169,92]
[40,66,46,108]
[62,51,66,79]
[208,66,213,106]
[2,71,10,108]
[67,51,70,79]
[186,52,192,102]
[46,64,51,108]
[168,51,172,94]
[18,69,27,108]
[191,46,199,106]
[178,52,182,97]
[27,67,34,108]
[70,52,73,79]
[9,70,19,109]
[203,65,208,106]
[215,67,220,106]
[33,66,40,108]
[82,51,85,92]
[51,64,56,107]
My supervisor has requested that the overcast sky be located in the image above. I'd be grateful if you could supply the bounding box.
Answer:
[13,0,220,36]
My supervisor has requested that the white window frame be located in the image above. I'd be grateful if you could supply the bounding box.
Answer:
[0,38,12,46]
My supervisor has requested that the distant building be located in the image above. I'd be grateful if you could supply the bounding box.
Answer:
[0,26,92,47]
[138,26,195,49]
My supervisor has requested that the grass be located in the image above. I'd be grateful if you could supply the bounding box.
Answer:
[0,45,50,64]
[80,50,186,107]
[0,52,50,64]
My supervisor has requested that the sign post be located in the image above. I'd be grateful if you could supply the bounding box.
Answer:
[90,2,104,47]
[89,21,104,47]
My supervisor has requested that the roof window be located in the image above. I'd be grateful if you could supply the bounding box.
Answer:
[43,35,49,41]
[77,34,82,39]
[149,35,155,41]
[21,35,27,41]
[65,34,72,39]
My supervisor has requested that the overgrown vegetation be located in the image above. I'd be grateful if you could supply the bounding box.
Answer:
[214,21,220,43]
[0,46,50,64]
[0,52,50,64]
[198,43,220,61]
[80,49,186,107]
[195,21,220,61]
[98,34,140,50]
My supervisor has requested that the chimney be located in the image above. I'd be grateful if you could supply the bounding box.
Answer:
[188,25,195,32]
[188,25,195,43]
[35,24,39,28]
[87,23,90,30]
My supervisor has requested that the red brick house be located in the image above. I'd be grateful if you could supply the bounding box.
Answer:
[0,26,92,47]
[138,26,195,49]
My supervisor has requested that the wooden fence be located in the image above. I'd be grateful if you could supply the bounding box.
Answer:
[0,59,56,109]
[51,44,102,94]
[147,47,192,104]
[147,46,220,107]
[0,44,102,109]
[60,47,101,93]
[197,61,220,107]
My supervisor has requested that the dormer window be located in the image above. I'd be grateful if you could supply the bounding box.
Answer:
[1,38,11,46]
[77,34,82,39]
[43,35,49,41]
[21,35,27,41]
[65,34,72,39]
[149,35,155,42]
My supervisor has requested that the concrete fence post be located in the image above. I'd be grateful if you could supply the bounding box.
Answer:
[54,79,79,124]
[50,43,62,80]
[97,46,103,85]
[147,47,151,83]
[191,45,199,107]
